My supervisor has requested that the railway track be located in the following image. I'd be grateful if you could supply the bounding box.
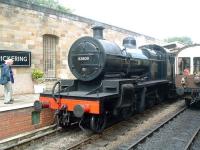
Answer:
[118,107,186,150]
[66,125,113,150]
[66,119,130,150]
[66,102,186,150]
[183,125,200,150]
[118,107,200,150]
[0,124,61,150]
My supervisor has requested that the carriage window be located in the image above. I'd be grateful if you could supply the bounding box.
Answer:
[178,57,190,75]
[193,57,200,74]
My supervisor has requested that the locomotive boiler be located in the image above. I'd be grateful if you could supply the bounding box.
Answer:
[68,27,149,81]
[34,26,175,133]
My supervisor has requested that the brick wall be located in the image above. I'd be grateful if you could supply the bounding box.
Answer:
[0,107,54,140]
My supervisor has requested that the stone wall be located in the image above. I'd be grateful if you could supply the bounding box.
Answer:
[0,0,162,96]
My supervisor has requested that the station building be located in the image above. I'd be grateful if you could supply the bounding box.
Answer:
[0,0,162,96]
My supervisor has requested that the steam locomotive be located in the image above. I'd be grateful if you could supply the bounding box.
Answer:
[34,26,175,133]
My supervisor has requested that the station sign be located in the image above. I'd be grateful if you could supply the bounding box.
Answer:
[0,50,31,67]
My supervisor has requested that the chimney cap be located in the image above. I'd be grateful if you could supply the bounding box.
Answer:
[92,26,105,30]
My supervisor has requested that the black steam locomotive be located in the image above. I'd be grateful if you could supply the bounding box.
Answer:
[34,26,175,133]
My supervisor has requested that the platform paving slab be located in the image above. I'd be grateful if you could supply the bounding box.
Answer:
[0,94,39,112]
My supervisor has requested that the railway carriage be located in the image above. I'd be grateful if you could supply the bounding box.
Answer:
[175,44,200,106]
[34,26,176,133]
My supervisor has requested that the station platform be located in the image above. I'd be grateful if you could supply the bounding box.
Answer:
[0,94,39,112]
[0,93,55,140]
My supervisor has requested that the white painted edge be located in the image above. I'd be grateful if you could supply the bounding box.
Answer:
[0,103,34,112]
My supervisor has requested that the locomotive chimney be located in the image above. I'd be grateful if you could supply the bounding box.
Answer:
[92,26,105,39]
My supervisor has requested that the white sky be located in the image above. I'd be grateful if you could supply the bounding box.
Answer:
[59,0,200,43]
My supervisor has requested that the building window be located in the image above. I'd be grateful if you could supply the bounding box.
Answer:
[193,57,200,74]
[178,57,190,75]
[43,34,58,78]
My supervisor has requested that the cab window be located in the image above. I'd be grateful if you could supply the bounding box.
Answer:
[193,57,200,74]
[178,57,190,75]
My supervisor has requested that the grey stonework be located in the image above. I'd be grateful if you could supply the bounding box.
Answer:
[0,0,162,95]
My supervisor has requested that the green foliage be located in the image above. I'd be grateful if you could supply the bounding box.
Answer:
[27,0,72,13]
[32,69,44,83]
[164,36,193,45]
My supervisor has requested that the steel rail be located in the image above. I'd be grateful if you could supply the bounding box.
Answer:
[66,133,101,150]
[183,125,200,150]
[65,121,123,150]
[1,124,61,150]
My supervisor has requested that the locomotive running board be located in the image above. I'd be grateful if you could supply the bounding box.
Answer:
[137,80,169,87]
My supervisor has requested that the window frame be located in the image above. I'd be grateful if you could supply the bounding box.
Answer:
[178,57,190,75]
[193,57,200,74]
[43,34,58,79]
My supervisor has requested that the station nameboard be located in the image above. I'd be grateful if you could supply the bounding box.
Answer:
[0,50,31,67]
